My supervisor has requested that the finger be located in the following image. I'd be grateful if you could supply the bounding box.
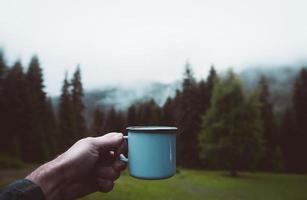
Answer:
[97,151,116,166]
[96,166,120,181]
[112,160,127,171]
[116,140,128,156]
[96,178,114,193]
[93,132,124,153]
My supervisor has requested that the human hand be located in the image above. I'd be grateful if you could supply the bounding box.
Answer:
[26,132,127,200]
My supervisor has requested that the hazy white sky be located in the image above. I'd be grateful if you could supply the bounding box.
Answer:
[0,0,307,95]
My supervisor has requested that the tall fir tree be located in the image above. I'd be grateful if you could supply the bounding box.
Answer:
[176,62,201,167]
[3,61,28,158]
[197,79,208,114]
[137,99,161,125]
[198,71,263,176]
[292,68,307,172]
[103,107,123,133]
[162,97,175,125]
[71,66,86,140]
[127,104,137,126]
[44,98,58,157]
[0,51,8,153]
[0,51,6,87]
[24,56,48,161]
[58,72,74,150]
[91,106,105,136]
[258,75,280,171]
[196,66,217,126]
[280,108,300,172]
[206,65,217,106]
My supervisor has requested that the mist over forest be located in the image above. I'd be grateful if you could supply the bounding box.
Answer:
[63,64,302,124]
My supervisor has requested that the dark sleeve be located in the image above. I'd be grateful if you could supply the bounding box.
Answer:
[0,179,45,200]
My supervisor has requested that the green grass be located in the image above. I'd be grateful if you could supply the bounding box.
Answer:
[83,170,307,200]
[0,153,26,170]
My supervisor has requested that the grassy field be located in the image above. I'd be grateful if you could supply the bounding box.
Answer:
[83,170,307,200]
[1,168,307,200]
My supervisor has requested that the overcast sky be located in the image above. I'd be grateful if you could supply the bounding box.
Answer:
[0,0,307,95]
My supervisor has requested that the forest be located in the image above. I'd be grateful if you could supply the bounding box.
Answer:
[0,51,306,176]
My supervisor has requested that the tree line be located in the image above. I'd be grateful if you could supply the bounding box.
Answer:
[0,52,306,174]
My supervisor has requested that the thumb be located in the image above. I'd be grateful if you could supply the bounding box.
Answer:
[93,132,124,153]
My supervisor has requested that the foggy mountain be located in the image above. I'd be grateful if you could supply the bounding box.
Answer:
[239,65,302,119]
[52,65,303,124]
[85,81,181,110]
[82,81,181,123]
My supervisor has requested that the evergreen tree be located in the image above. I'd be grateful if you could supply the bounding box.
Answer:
[206,65,217,106]
[171,89,182,125]
[292,68,307,172]
[58,73,74,150]
[103,107,123,133]
[91,106,105,136]
[137,99,161,125]
[258,75,280,171]
[294,68,307,131]
[135,102,147,125]
[0,51,8,153]
[24,56,48,161]
[196,66,217,125]
[3,61,28,157]
[127,104,137,126]
[198,71,263,176]
[197,79,208,113]
[162,97,175,125]
[280,108,301,172]
[44,98,58,157]
[176,62,201,167]
[0,51,6,86]
[71,66,86,140]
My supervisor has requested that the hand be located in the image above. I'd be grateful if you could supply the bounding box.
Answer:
[26,132,127,200]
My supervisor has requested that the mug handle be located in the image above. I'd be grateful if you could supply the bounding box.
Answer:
[119,136,128,163]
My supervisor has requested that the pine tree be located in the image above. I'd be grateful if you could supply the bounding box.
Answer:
[44,98,58,157]
[136,102,148,125]
[3,61,28,158]
[197,80,208,113]
[91,106,105,136]
[71,66,86,140]
[258,75,280,171]
[292,68,307,172]
[198,71,263,176]
[24,56,48,161]
[294,68,307,131]
[127,104,137,126]
[0,51,8,153]
[206,65,217,106]
[103,107,123,133]
[196,66,217,126]
[280,108,300,172]
[162,97,175,125]
[0,51,6,85]
[58,73,74,150]
[176,62,201,167]
[137,99,161,125]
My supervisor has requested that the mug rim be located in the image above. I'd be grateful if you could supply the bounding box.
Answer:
[126,126,178,132]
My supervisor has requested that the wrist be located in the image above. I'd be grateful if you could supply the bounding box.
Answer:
[26,155,71,200]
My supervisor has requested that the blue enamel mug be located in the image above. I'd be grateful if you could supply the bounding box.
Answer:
[120,126,178,180]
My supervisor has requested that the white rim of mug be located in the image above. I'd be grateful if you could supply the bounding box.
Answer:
[126,126,178,133]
